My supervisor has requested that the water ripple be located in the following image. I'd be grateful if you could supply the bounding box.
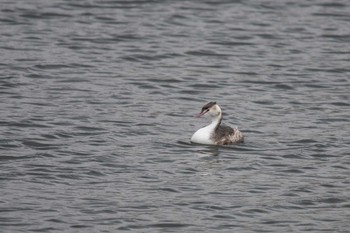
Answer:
[0,0,350,232]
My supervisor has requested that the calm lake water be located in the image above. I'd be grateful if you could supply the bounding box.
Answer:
[1,0,349,232]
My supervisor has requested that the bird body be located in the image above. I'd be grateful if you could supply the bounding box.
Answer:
[191,102,244,145]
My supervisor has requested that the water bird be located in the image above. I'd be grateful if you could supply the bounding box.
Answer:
[191,102,244,145]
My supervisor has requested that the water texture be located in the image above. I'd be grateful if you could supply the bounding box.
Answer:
[0,0,349,232]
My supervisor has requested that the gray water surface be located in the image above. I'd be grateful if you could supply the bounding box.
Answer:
[1,0,350,232]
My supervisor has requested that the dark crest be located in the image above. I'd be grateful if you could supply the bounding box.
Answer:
[201,101,217,111]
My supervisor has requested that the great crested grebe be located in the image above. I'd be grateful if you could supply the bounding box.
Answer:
[190,102,244,145]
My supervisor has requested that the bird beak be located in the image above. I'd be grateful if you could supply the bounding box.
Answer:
[194,109,208,118]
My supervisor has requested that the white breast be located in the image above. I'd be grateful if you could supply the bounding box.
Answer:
[190,125,216,145]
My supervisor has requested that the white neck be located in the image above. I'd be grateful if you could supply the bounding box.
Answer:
[210,112,222,128]
[191,113,222,145]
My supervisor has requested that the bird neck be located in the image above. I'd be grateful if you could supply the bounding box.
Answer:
[210,112,222,130]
